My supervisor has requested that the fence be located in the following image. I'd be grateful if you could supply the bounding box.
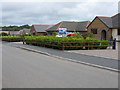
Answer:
[24,39,114,50]
[61,41,114,50]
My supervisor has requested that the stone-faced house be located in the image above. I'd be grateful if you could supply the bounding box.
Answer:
[87,13,120,40]
[30,24,53,36]
[112,13,120,41]
[46,21,90,35]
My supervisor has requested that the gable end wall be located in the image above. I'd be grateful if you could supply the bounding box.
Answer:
[87,18,112,40]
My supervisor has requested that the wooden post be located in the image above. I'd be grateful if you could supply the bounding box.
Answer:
[62,42,64,50]
[23,40,24,44]
[23,37,25,44]
[88,42,89,50]
[52,41,54,49]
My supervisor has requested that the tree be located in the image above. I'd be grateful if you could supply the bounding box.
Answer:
[0,32,8,36]
[73,31,84,38]
[53,32,57,36]
[20,24,31,29]
[1,24,31,31]
[82,32,94,39]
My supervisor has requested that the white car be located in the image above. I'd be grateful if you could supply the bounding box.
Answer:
[56,35,62,37]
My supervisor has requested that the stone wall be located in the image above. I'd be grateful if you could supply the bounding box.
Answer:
[87,17,112,40]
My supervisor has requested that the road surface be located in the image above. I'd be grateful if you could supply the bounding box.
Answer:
[0,42,2,89]
[8,42,119,71]
[2,43,118,88]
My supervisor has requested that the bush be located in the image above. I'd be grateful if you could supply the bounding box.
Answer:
[24,36,112,50]
[0,32,8,36]
[100,40,111,49]
[53,32,57,36]
[1,36,112,50]
[82,32,94,39]
[72,32,84,38]
[1,36,23,42]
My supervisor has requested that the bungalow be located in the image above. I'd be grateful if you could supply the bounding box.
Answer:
[19,29,30,35]
[0,30,20,36]
[87,13,120,41]
[0,31,9,36]
[112,13,120,41]
[30,24,53,36]
[9,31,19,36]
[0,31,9,34]
[46,21,90,35]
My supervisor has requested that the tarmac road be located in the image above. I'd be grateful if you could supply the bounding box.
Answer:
[8,42,119,71]
[2,43,118,88]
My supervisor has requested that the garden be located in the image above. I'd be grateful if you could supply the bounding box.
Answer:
[0,35,113,50]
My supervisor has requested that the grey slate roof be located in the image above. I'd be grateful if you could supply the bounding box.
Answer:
[97,17,113,28]
[33,25,52,32]
[76,21,90,31]
[22,29,30,34]
[45,22,61,31]
[46,21,90,32]
[112,13,120,28]
[9,31,19,35]
[96,13,120,28]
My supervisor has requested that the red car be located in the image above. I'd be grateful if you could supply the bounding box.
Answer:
[67,33,76,36]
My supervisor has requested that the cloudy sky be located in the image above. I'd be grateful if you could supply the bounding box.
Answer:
[0,0,119,26]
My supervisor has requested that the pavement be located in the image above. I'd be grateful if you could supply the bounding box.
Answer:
[3,41,119,72]
[68,41,119,60]
[68,49,118,60]
[2,43,118,88]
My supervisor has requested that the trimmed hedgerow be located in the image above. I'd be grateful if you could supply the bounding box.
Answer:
[1,36,23,42]
[24,36,112,50]
[1,36,112,50]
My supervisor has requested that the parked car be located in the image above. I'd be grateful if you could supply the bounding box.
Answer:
[67,33,76,36]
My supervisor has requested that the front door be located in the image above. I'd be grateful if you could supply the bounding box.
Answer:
[101,30,106,40]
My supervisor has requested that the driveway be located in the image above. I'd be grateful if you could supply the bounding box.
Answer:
[67,49,118,60]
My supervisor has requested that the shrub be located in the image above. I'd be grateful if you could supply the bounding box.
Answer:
[24,36,112,50]
[82,32,94,39]
[0,32,8,36]
[100,40,111,49]
[1,36,23,42]
[1,36,112,50]
[53,32,58,36]
[72,32,84,38]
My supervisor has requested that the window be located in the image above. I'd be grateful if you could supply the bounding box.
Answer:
[118,29,120,35]
[91,29,97,34]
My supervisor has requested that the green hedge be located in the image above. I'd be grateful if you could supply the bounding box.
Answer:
[24,36,112,50]
[1,36,23,42]
[1,36,112,50]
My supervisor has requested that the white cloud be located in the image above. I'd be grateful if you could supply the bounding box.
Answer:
[1,2,118,26]
[0,4,2,26]
[0,0,119,2]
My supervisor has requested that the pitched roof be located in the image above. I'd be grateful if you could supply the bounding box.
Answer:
[97,16,113,28]
[46,21,90,32]
[87,13,120,29]
[33,24,53,32]
[76,21,90,31]
[111,13,120,28]
[45,22,61,31]
[9,31,19,35]
[19,29,30,34]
